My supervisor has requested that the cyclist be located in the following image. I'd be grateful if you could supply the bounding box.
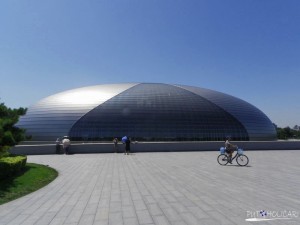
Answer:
[225,137,237,163]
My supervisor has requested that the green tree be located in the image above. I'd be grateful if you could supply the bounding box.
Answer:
[0,102,27,157]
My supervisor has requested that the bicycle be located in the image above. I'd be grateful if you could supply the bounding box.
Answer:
[217,147,249,166]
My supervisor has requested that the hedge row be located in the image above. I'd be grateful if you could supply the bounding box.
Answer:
[0,155,27,180]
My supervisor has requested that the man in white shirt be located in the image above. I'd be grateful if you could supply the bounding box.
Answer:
[62,137,71,155]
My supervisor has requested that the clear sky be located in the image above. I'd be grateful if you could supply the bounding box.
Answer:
[0,0,299,128]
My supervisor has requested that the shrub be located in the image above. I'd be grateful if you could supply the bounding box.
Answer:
[0,155,27,180]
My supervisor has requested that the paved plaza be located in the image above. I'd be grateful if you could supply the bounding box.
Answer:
[0,150,299,225]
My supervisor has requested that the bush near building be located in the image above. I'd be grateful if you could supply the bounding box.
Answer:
[0,155,27,180]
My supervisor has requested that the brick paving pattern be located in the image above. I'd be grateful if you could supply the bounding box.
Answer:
[0,151,299,225]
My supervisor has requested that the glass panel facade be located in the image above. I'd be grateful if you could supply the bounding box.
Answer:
[17,83,276,141]
[69,83,249,141]
[177,85,277,140]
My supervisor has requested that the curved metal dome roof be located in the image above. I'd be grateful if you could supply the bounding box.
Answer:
[17,83,276,141]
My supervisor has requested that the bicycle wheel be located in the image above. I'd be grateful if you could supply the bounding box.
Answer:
[217,154,229,166]
[236,154,249,166]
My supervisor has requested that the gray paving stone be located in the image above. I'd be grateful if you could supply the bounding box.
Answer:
[93,219,108,225]
[186,206,209,220]
[131,193,143,201]
[108,212,123,225]
[161,207,182,222]
[0,151,299,225]
[156,199,171,209]
[171,221,187,225]
[123,217,139,225]
[98,198,110,208]
[64,209,83,224]
[136,210,153,224]
[122,205,136,218]
[48,217,66,225]
[144,195,156,204]
[147,204,164,216]
[5,214,29,225]
[109,202,122,213]
[121,196,133,206]
[170,203,188,214]
[180,212,199,225]
[133,200,147,211]
[83,203,98,215]
[33,212,57,225]
[94,207,109,221]
[19,215,41,225]
[55,205,73,218]
[152,215,171,225]
[78,214,94,225]
[163,194,178,203]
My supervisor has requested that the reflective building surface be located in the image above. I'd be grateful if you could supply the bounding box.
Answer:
[17,83,277,141]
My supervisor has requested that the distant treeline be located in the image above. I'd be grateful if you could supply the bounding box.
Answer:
[274,124,300,140]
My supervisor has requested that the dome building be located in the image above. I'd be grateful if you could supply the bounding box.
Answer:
[17,83,277,141]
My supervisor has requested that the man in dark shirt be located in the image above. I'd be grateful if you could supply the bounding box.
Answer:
[225,137,236,163]
[125,138,131,155]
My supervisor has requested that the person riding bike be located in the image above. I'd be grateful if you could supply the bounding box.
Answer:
[225,137,237,163]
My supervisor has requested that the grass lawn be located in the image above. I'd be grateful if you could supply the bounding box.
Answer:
[0,163,58,205]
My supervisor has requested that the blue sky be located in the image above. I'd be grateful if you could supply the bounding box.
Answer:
[0,0,299,127]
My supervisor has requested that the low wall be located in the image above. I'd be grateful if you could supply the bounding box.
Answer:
[9,141,300,155]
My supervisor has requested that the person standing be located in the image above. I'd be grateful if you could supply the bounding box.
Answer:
[55,138,61,154]
[113,138,119,153]
[125,137,131,155]
[62,136,71,155]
